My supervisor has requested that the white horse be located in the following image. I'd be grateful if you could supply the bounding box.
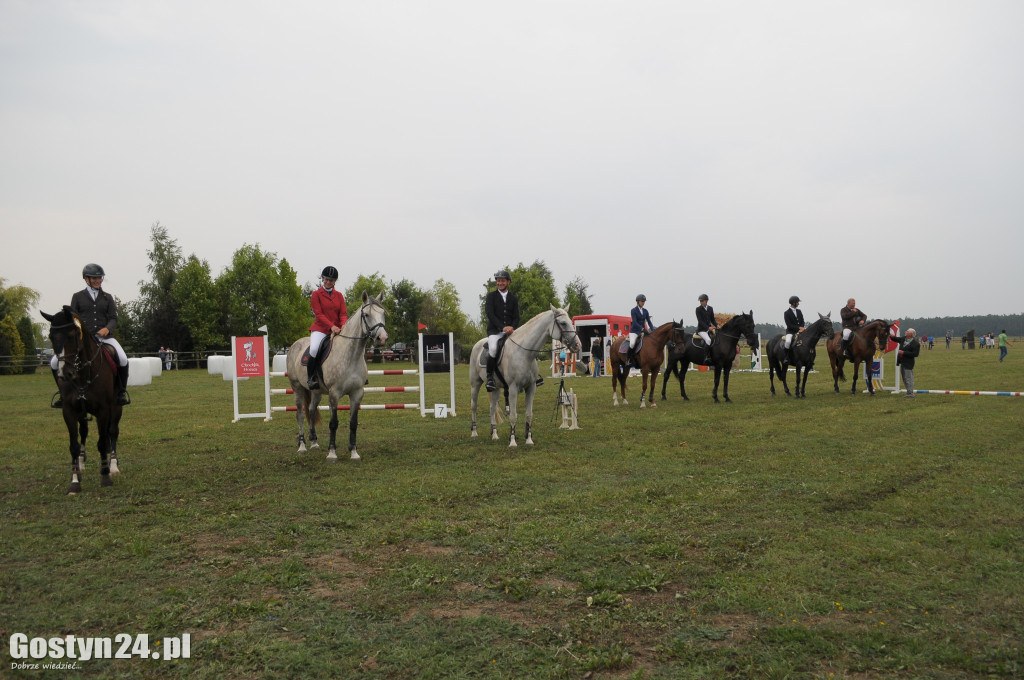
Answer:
[286,291,388,462]
[470,305,583,447]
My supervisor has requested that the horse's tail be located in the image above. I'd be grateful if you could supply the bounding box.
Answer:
[837,365,847,382]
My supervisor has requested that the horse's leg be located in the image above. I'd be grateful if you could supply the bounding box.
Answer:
[507,385,519,448]
[326,398,340,462]
[679,362,689,400]
[851,360,859,395]
[712,365,721,403]
[722,367,732,403]
[347,387,364,461]
[647,368,659,408]
[489,389,500,441]
[523,385,535,446]
[65,409,82,495]
[108,407,121,476]
[96,409,113,488]
[611,368,620,406]
[640,369,648,409]
[309,392,321,450]
[77,416,88,469]
[294,387,307,453]
[660,361,673,401]
[470,381,480,438]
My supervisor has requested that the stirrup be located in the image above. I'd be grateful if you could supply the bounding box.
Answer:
[117,390,131,406]
[50,393,63,409]
[535,377,544,387]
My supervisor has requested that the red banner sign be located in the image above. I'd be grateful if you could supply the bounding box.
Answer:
[234,336,266,377]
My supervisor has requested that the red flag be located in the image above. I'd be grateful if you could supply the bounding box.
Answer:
[886,320,900,353]
[417,322,428,330]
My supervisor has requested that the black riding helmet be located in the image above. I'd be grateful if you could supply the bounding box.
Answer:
[82,263,105,278]
[698,294,709,302]
[789,295,800,305]
[494,269,511,281]
[636,294,646,302]
[321,266,339,280]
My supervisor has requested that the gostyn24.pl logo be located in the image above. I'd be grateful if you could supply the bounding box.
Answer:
[9,633,191,666]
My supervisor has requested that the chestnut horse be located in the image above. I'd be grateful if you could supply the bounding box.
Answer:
[825,319,891,395]
[609,321,684,408]
[41,306,123,494]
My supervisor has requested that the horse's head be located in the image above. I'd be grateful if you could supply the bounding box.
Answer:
[815,312,833,338]
[872,320,891,351]
[670,321,686,348]
[737,311,758,349]
[359,290,389,347]
[41,306,90,384]
[550,305,582,354]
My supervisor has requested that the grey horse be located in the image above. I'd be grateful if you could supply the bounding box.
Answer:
[286,291,388,462]
[470,305,583,447]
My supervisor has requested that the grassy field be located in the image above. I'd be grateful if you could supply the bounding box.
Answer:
[2,346,1022,678]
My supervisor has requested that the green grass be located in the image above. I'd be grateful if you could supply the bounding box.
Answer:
[2,347,1022,678]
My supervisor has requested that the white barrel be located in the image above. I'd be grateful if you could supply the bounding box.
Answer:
[128,357,153,386]
[148,356,162,377]
[273,354,288,373]
[208,355,226,375]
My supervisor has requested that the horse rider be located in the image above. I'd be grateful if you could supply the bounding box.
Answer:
[695,293,719,364]
[484,269,520,392]
[628,294,653,367]
[840,297,867,360]
[306,266,347,390]
[50,263,131,408]
[784,295,805,363]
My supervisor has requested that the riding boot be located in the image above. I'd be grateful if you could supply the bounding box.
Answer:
[841,336,851,360]
[50,368,63,408]
[116,363,131,405]
[306,352,322,390]
[485,356,497,392]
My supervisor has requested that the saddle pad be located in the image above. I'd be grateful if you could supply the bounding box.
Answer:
[619,337,642,354]
[301,337,333,366]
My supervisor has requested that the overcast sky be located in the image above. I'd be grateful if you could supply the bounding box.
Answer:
[3,0,1022,333]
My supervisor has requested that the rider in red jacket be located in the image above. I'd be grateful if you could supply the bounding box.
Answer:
[307,266,347,389]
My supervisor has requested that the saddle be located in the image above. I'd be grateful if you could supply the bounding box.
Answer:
[300,335,334,366]
[691,330,716,350]
[617,335,644,355]
[479,336,510,389]
[100,345,118,373]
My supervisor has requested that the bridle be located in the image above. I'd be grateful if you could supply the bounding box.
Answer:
[56,317,104,399]
[336,302,387,342]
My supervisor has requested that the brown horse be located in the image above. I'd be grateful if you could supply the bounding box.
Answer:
[609,321,684,408]
[41,306,123,494]
[825,319,891,396]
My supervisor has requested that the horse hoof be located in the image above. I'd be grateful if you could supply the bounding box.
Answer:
[101,475,113,487]
[310,441,321,451]
[350,451,361,461]
[640,401,646,409]
[471,430,478,438]
[525,437,534,445]
[491,432,499,441]
[509,440,518,449]
[67,486,81,495]
[326,450,338,463]
[650,402,657,408]
[109,461,120,476]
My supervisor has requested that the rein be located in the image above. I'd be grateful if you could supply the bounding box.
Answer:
[505,312,579,355]
[334,304,386,342]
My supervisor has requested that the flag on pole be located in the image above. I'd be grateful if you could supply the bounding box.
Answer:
[886,320,900,353]
[417,322,428,330]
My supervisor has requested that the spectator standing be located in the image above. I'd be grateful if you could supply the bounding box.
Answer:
[893,328,921,398]
[998,330,1013,363]
[591,331,603,378]
[165,348,173,370]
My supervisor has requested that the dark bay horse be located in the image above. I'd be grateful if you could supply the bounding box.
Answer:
[41,307,123,494]
[659,312,757,403]
[766,312,834,398]
[609,321,684,408]
[825,319,891,395]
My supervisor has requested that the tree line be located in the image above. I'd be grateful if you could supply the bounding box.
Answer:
[1,223,595,371]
